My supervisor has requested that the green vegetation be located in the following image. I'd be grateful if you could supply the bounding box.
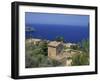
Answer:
[38,41,48,56]
[70,45,79,50]
[71,52,89,65]
[25,40,62,68]
[25,36,89,67]
[81,39,89,53]
[71,39,89,66]
[55,36,64,42]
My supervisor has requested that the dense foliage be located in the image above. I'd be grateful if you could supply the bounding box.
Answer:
[71,39,89,66]
[55,36,64,42]
[25,37,89,67]
[25,40,62,68]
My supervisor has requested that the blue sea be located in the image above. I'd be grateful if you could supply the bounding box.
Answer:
[25,24,89,43]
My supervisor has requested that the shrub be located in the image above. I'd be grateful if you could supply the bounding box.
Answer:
[71,52,89,66]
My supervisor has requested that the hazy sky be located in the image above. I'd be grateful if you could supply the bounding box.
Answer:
[25,12,89,26]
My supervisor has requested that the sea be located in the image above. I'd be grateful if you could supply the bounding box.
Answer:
[25,24,89,43]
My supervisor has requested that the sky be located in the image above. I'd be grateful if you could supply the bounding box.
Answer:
[25,12,89,26]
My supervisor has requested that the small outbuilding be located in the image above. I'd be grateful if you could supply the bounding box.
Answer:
[26,38,41,45]
[31,38,41,45]
[48,41,63,59]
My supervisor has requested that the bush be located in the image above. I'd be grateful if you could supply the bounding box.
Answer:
[81,39,89,53]
[25,40,62,68]
[55,36,64,42]
[71,52,89,66]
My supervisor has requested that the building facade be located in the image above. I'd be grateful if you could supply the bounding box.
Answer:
[48,41,63,59]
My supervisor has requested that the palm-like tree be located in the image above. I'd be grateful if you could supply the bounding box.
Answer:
[26,27,35,38]
[26,27,35,47]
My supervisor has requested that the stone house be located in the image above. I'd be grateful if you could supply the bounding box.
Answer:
[32,39,41,45]
[48,41,63,59]
[26,38,41,45]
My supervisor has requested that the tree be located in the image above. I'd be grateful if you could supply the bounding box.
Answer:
[25,51,39,68]
[81,39,89,53]
[26,27,35,39]
[55,36,64,42]
[25,39,63,68]
[39,41,48,56]
[71,39,89,66]
[26,27,35,48]
[71,52,89,66]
